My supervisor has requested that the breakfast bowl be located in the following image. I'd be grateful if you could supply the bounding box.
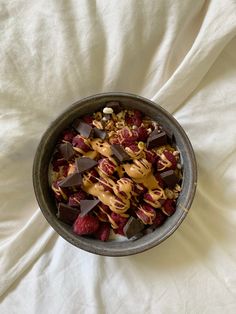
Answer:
[32,92,197,256]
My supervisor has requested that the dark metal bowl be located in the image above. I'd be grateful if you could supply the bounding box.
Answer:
[32,93,197,256]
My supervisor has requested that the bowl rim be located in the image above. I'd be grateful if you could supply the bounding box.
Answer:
[32,92,197,256]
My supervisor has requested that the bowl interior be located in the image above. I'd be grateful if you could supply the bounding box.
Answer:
[33,93,197,256]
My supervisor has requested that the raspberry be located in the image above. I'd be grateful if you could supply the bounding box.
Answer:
[83,115,93,125]
[132,117,142,127]
[95,223,110,241]
[136,203,156,224]
[152,210,166,227]
[62,129,76,143]
[86,169,99,183]
[98,158,116,176]
[73,214,100,235]
[162,199,176,216]
[98,177,113,193]
[163,151,177,169]
[118,127,138,146]
[137,126,149,141]
[133,110,143,119]
[155,173,165,188]
[145,150,158,164]
[68,190,87,207]
[72,135,91,152]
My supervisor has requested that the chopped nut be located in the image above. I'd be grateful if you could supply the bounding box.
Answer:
[92,120,104,129]
[103,107,113,114]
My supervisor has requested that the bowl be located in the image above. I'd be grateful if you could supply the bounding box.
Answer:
[32,92,197,256]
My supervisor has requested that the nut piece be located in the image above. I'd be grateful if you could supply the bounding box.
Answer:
[103,107,114,114]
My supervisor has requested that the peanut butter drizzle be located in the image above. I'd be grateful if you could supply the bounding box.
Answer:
[82,175,131,215]
[83,150,98,159]
[89,139,112,157]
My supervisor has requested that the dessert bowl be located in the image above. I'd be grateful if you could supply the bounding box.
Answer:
[32,92,197,256]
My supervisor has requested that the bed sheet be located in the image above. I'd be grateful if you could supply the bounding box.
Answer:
[0,1,236,313]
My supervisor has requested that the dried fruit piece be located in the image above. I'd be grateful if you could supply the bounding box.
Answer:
[68,191,87,207]
[73,214,100,235]
[98,158,117,176]
[95,223,110,241]
[162,199,176,216]
[136,203,156,224]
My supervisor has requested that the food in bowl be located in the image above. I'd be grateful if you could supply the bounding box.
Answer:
[49,101,182,241]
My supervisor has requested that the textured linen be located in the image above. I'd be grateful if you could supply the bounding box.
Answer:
[1,0,236,313]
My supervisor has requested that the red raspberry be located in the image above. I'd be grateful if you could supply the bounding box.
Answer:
[137,126,149,141]
[162,199,176,216]
[155,173,165,188]
[68,190,87,207]
[86,169,99,183]
[145,150,158,164]
[72,135,91,152]
[98,177,113,193]
[99,203,111,214]
[52,154,68,172]
[136,203,156,224]
[98,158,116,176]
[118,127,138,146]
[163,151,177,169]
[133,110,143,119]
[152,210,166,227]
[127,144,139,153]
[95,223,110,241]
[83,115,93,125]
[73,214,100,235]
[132,116,142,127]
[133,183,147,195]
[62,129,77,143]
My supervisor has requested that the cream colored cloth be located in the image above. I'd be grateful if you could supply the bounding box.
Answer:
[1,0,236,313]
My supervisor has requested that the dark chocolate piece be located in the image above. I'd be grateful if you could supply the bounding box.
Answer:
[73,120,93,138]
[93,127,107,140]
[76,157,98,173]
[160,170,178,188]
[59,142,74,160]
[79,199,100,217]
[111,144,131,162]
[146,131,167,149]
[57,203,79,225]
[123,217,145,239]
[105,101,122,113]
[58,172,82,188]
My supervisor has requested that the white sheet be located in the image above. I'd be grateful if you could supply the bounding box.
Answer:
[1,0,236,313]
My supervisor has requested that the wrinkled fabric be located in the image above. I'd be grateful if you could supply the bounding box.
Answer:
[1,0,236,313]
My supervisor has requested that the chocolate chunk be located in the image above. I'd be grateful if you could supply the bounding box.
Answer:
[79,199,100,217]
[93,127,107,140]
[105,101,122,113]
[76,157,98,173]
[59,142,74,160]
[160,170,178,188]
[111,144,131,162]
[146,131,167,149]
[123,217,145,239]
[73,120,93,138]
[58,172,82,188]
[57,203,79,225]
